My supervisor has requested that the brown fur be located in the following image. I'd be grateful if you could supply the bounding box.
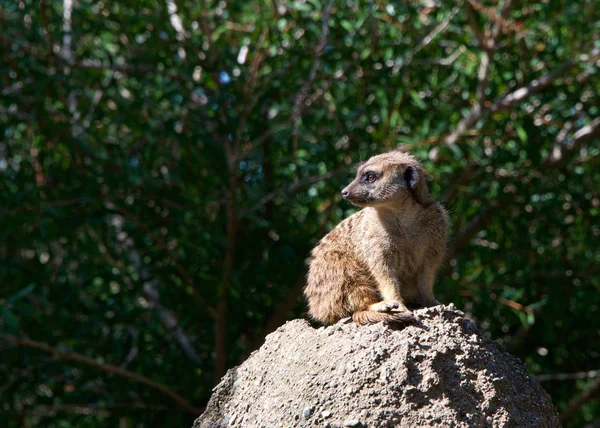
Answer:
[352,310,417,326]
[304,150,449,325]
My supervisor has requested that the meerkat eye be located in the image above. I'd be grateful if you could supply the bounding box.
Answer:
[365,172,377,183]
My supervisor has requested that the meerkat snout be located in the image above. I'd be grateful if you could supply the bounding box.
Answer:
[341,161,419,208]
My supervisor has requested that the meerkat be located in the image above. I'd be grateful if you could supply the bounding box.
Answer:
[304,150,449,325]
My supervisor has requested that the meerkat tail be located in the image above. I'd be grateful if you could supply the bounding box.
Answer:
[352,310,416,326]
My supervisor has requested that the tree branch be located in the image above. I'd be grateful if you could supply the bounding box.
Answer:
[0,198,93,216]
[0,33,188,82]
[165,0,187,60]
[13,402,168,416]
[242,166,348,218]
[444,0,513,147]
[0,333,201,416]
[448,200,510,259]
[212,27,273,377]
[110,205,217,319]
[489,60,576,112]
[465,2,485,49]
[559,376,600,423]
[442,49,595,149]
[291,0,335,184]
[248,275,307,352]
[538,369,600,382]
[402,7,460,68]
[144,283,203,365]
[214,172,239,382]
[584,418,600,428]
[443,5,600,151]
[541,116,600,170]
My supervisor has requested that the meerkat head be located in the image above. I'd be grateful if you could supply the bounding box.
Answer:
[341,150,433,208]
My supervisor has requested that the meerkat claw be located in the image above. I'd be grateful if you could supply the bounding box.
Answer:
[369,300,402,313]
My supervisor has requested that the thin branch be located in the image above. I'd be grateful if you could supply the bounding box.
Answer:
[444,0,514,147]
[403,7,460,68]
[82,73,113,129]
[475,49,491,106]
[443,47,597,148]
[0,333,201,416]
[248,275,306,353]
[441,164,480,205]
[72,60,187,82]
[291,0,334,184]
[466,0,517,38]
[9,402,168,416]
[0,198,93,216]
[572,116,600,144]
[489,60,577,112]
[547,119,574,163]
[412,45,467,66]
[237,124,287,163]
[449,110,599,257]
[538,369,600,382]
[211,27,272,377]
[448,200,510,259]
[497,298,533,314]
[144,283,203,365]
[166,0,187,60]
[119,329,139,369]
[61,0,74,65]
[559,376,600,423]
[62,0,81,138]
[215,169,240,382]
[584,418,600,428]
[233,27,269,158]
[465,2,485,48]
[242,166,348,218]
[166,0,186,41]
[88,219,204,366]
[292,0,334,118]
[270,0,281,17]
[372,0,404,31]
[2,79,29,96]
[372,7,459,75]
[110,205,217,318]
[490,0,515,41]
[0,105,29,120]
[541,116,600,170]
[2,32,186,82]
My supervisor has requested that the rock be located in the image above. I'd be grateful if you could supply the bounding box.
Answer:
[193,305,559,428]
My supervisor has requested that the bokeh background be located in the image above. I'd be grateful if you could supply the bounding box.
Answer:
[1,0,599,426]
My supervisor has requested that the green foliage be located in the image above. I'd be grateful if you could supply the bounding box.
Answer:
[1,0,599,426]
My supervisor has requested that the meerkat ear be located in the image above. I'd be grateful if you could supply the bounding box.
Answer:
[403,166,418,189]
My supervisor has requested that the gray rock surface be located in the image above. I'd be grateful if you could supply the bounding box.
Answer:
[194,305,560,427]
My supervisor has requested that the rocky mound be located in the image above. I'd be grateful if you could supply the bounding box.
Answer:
[195,305,559,427]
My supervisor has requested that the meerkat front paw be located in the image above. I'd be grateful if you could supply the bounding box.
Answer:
[369,300,408,313]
